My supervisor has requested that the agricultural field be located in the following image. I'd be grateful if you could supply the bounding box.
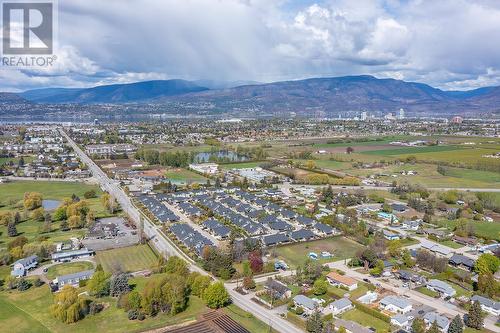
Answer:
[46,261,95,280]
[434,219,500,241]
[271,236,364,268]
[95,244,158,273]
[164,168,208,184]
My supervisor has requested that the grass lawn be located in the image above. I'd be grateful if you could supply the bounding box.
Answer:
[223,304,277,333]
[96,244,158,273]
[0,181,103,204]
[340,309,390,332]
[164,168,208,183]
[286,312,306,330]
[438,240,464,249]
[0,296,51,333]
[416,286,439,298]
[46,261,95,279]
[362,145,463,156]
[272,236,364,268]
[435,219,500,241]
[219,161,264,169]
[0,285,207,333]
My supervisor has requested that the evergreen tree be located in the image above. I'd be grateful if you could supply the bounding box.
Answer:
[427,321,440,333]
[60,219,69,231]
[7,222,17,237]
[448,315,463,333]
[110,273,130,297]
[466,300,483,330]
[412,318,426,333]
[305,310,323,333]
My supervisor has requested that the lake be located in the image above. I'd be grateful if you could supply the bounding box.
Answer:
[42,199,61,211]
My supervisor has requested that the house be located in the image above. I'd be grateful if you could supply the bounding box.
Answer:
[423,312,450,332]
[51,248,95,262]
[333,319,372,333]
[188,163,219,175]
[379,296,412,314]
[471,295,500,316]
[452,235,478,247]
[293,295,320,315]
[448,254,475,271]
[426,279,456,298]
[326,271,358,291]
[383,229,400,240]
[402,219,422,231]
[54,270,94,288]
[423,228,452,241]
[391,314,410,328]
[330,297,353,315]
[357,291,378,304]
[391,203,408,212]
[396,270,426,285]
[420,242,452,258]
[11,255,38,277]
[264,278,291,300]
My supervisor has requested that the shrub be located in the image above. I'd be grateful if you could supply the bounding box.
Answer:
[295,306,304,315]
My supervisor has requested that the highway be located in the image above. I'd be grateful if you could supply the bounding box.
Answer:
[61,129,304,333]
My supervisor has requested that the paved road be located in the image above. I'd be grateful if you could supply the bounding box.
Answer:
[327,261,499,331]
[61,129,304,333]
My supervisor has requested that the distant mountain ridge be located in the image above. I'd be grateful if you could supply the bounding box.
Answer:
[11,75,500,115]
[21,79,208,103]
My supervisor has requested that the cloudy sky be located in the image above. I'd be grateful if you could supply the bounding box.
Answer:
[2,0,500,91]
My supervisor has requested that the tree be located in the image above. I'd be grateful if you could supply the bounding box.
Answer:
[448,315,463,333]
[477,272,499,298]
[474,253,500,275]
[465,300,483,330]
[23,192,43,210]
[242,276,255,290]
[411,318,426,333]
[427,321,440,333]
[31,207,45,221]
[50,285,88,323]
[84,190,97,199]
[17,277,31,291]
[53,205,67,221]
[346,146,354,154]
[203,282,230,309]
[68,215,83,229]
[305,160,316,170]
[248,251,263,274]
[163,256,189,276]
[60,219,69,231]
[306,310,323,333]
[191,275,212,296]
[110,273,130,297]
[312,278,328,295]
[87,270,110,297]
[7,222,17,237]
[127,290,142,310]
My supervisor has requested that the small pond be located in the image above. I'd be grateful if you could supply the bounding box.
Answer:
[193,150,248,163]
[42,199,61,211]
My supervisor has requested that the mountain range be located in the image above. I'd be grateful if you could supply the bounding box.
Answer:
[5,75,500,116]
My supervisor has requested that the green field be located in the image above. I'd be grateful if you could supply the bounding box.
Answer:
[46,261,95,279]
[272,236,364,268]
[164,168,208,183]
[363,145,463,156]
[0,296,51,333]
[435,219,500,241]
[340,309,390,332]
[0,181,103,203]
[220,161,263,169]
[96,244,158,273]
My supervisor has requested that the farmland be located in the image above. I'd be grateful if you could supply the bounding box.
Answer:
[164,168,208,183]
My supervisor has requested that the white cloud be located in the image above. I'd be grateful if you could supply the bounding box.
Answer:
[2,0,500,90]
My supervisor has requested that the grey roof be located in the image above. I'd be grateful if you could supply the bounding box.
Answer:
[51,248,94,260]
[380,295,411,310]
[331,297,352,310]
[449,254,475,268]
[471,295,500,310]
[290,229,316,241]
[392,314,409,325]
[14,255,38,267]
[293,294,318,310]
[57,269,94,284]
[334,319,372,333]
[427,279,456,296]
[313,222,334,234]
[423,312,450,330]
[262,233,290,246]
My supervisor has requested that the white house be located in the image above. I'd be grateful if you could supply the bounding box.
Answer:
[330,298,353,315]
[423,312,450,332]
[188,163,219,175]
[426,279,456,298]
[471,295,500,316]
[357,291,378,304]
[293,295,320,315]
[326,271,358,291]
[11,255,38,277]
[379,296,412,314]
[54,270,94,289]
[391,314,410,328]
